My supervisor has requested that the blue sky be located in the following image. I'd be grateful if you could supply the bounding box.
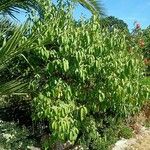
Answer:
[73,0,150,30]
[103,0,150,30]
[16,0,150,31]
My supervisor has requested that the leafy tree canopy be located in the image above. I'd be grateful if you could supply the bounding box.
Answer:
[101,16,129,31]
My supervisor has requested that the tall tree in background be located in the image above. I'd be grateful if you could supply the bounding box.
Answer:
[101,16,128,31]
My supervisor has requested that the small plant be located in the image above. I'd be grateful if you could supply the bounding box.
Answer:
[0,120,36,150]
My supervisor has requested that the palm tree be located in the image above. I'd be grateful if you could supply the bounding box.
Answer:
[0,0,40,70]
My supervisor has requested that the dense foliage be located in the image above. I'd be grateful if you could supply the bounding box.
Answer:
[0,0,150,150]
[131,23,150,74]
[21,3,149,149]
[101,16,129,31]
[142,27,150,74]
[0,120,35,149]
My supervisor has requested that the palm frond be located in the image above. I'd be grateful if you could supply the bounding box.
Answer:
[78,0,105,16]
[0,21,39,95]
[0,18,15,33]
[0,0,42,18]
[0,79,28,95]
[0,18,17,47]
[0,25,24,70]
[0,24,38,70]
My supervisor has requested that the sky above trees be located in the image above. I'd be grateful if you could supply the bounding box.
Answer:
[14,0,150,31]
[74,0,150,31]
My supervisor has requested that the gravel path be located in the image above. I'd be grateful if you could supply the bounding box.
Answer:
[113,126,150,150]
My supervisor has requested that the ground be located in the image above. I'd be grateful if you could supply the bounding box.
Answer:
[113,100,150,150]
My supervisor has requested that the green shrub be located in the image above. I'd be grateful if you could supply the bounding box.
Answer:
[76,117,133,150]
[0,120,35,150]
[28,1,149,149]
